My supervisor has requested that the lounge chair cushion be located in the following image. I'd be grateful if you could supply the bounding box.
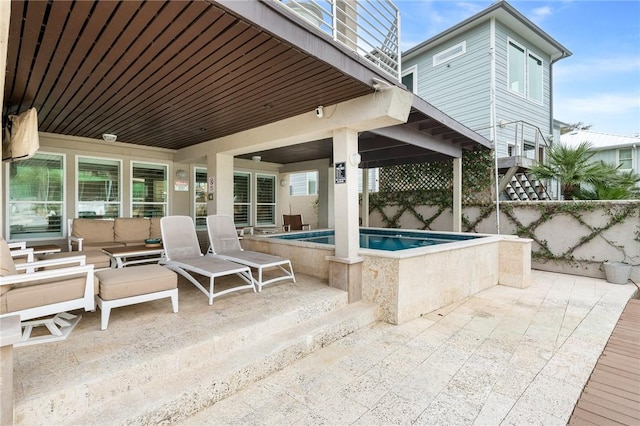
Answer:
[0,240,17,295]
[95,265,177,301]
[114,218,151,245]
[1,275,87,314]
[38,250,113,271]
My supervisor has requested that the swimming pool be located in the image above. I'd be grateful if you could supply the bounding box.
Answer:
[272,228,481,251]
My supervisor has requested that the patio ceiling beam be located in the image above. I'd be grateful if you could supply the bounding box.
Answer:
[361,151,451,168]
[369,125,462,158]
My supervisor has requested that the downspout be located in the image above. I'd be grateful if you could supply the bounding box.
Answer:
[549,49,571,199]
[490,17,500,234]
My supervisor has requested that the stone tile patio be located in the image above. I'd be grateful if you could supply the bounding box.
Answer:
[182,270,637,425]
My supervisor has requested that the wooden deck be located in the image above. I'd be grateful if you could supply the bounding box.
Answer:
[569,299,640,425]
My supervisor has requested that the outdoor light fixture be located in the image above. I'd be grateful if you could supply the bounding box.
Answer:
[102,133,117,142]
[252,155,261,162]
[315,106,324,118]
[349,152,361,166]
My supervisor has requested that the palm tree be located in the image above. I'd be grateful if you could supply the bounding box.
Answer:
[530,142,613,200]
[576,168,640,200]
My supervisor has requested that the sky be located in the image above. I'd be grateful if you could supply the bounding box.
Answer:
[395,0,640,136]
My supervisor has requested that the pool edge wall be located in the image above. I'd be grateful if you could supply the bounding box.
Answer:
[243,233,532,325]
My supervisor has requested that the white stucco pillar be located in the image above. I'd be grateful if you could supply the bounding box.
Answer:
[329,128,363,302]
[207,149,234,217]
[361,168,369,227]
[332,128,360,258]
[452,157,462,232]
[0,0,10,238]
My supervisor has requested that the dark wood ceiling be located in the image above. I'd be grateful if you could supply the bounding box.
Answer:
[3,0,373,150]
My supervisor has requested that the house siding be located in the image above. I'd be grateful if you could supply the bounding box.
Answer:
[403,23,492,140]
[493,22,552,157]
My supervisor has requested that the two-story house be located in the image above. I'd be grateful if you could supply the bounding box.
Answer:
[401,0,571,200]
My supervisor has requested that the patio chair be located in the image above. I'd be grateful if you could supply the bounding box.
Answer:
[282,214,311,232]
[206,214,296,292]
[0,239,94,346]
[159,216,255,305]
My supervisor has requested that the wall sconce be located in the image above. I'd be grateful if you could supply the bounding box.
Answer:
[280,178,287,187]
[252,155,261,162]
[102,133,117,142]
[175,169,187,179]
[349,152,361,166]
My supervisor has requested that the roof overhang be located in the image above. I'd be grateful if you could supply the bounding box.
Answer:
[403,0,572,63]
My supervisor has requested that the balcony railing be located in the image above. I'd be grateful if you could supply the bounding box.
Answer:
[278,0,401,80]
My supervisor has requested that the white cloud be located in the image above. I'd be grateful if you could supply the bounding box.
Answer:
[530,5,553,24]
[555,93,640,134]
[561,94,639,115]
[554,57,640,80]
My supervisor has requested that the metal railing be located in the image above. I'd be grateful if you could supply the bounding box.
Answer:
[277,0,401,80]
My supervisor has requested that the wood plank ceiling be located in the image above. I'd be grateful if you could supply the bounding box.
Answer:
[3,0,373,151]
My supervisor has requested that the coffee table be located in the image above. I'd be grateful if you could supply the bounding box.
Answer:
[102,245,164,268]
[29,244,62,255]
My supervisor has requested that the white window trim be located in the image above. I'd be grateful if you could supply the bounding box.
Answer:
[617,148,634,171]
[433,41,466,67]
[507,37,544,104]
[6,151,67,241]
[130,160,169,218]
[254,173,277,226]
[401,65,418,94]
[75,155,122,219]
[234,171,252,227]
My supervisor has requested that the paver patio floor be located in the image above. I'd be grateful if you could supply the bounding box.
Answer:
[182,270,638,425]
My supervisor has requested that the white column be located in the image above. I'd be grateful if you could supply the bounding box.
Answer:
[332,128,359,259]
[0,0,10,237]
[452,157,462,232]
[361,169,369,227]
[207,149,234,217]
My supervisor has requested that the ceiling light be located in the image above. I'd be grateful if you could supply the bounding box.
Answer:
[102,133,117,142]
[252,155,261,162]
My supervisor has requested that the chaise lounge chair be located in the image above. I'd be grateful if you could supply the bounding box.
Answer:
[206,214,296,292]
[160,216,256,305]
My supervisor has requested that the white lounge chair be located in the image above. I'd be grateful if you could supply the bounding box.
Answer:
[0,239,94,346]
[206,214,296,292]
[160,216,255,305]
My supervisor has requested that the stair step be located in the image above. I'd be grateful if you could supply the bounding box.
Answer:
[95,301,379,425]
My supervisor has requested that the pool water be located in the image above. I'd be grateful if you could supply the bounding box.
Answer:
[272,229,481,251]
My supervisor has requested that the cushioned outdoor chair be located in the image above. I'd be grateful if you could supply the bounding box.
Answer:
[207,214,296,292]
[160,216,255,305]
[282,214,311,232]
[0,239,94,346]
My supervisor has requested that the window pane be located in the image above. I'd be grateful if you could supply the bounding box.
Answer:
[78,157,120,218]
[508,42,525,94]
[401,72,414,93]
[234,172,251,226]
[528,54,543,102]
[289,171,318,196]
[8,153,64,239]
[132,162,167,218]
[619,149,632,169]
[256,174,275,226]
[194,167,208,228]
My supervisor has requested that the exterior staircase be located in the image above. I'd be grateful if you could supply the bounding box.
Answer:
[503,172,550,201]
[14,278,380,425]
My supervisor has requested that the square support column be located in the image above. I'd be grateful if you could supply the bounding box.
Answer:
[1,315,22,426]
[329,128,362,301]
[207,150,234,217]
[452,156,462,232]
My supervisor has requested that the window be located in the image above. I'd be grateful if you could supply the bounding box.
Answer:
[508,41,525,95]
[358,168,379,193]
[131,162,167,218]
[8,152,64,240]
[508,39,544,102]
[528,53,543,102]
[289,171,318,196]
[433,41,466,67]
[77,156,120,218]
[401,65,418,93]
[234,172,251,226]
[256,174,276,226]
[618,149,632,170]
[194,167,208,228]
